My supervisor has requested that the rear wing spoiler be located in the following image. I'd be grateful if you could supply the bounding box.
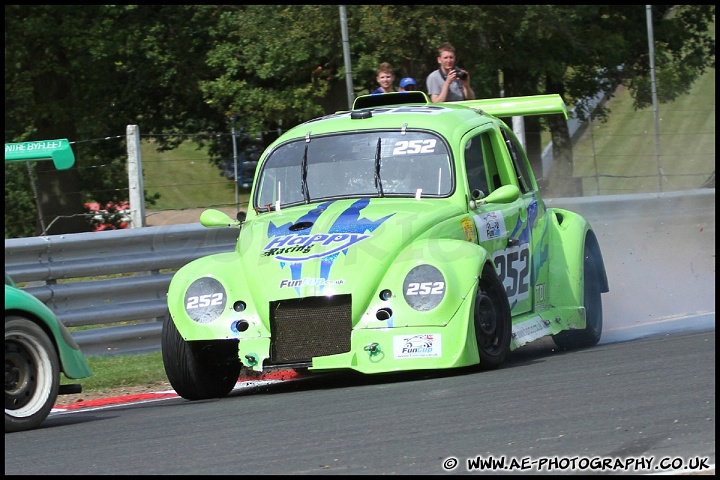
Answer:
[4,138,75,170]
[454,94,568,119]
[350,92,568,120]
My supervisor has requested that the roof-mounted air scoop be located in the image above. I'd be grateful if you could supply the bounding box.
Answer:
[352,91,429,110]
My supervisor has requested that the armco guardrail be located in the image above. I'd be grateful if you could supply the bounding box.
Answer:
[4,189,714,356]
[5,221,240,355]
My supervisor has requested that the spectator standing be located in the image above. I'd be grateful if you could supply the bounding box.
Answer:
[398,77,417,92]
[426,43,475,102]
[371,62,397,94]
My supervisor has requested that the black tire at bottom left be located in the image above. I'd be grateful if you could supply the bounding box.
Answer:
[161,314,241,401]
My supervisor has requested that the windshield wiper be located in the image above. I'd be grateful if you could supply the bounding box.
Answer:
[374,137,384,197]
[301,143,310,203]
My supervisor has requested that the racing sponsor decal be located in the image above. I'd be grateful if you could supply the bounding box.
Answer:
[493,243,531,308]
[264,199,392,263]
[184,277,226,324]
[403,265,446,311]
[265,199,394,295]
[393,334,442,358]
[370,105,447,116]
[462,217,477,243]
[512,316,551,346]
[263,232,370,261]
[534,283,546,310]
[392,138,437,155]
[279,277,345,288]
[491,205,534,311]
[473,210,507,241]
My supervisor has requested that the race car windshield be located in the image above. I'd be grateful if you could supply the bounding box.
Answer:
[254,131,452,210]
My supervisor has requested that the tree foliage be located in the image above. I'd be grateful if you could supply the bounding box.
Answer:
[5,5,715,238]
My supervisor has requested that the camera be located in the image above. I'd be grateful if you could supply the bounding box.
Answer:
[453,66,468,80]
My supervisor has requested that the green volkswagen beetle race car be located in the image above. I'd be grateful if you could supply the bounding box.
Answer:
[162,92,609,401]
[5,273,92,432]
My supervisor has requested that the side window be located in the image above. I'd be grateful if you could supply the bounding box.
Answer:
[480,132,503,192]
[463,134,488,196]
[501,127,533,193]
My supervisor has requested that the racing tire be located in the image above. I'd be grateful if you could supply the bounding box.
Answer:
[5,316,61,433]
[161,315,241,401]
[552,245,603,350]
[474,264,513,370]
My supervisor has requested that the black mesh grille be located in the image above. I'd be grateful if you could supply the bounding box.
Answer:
[270,294,352,364]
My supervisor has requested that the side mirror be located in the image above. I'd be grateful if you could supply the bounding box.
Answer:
[479,184,521,205]
[199,209,242,228]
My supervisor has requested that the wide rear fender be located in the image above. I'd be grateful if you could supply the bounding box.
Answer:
[545,208,609,307]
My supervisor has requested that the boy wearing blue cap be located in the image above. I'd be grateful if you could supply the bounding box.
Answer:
[399,77,417,92]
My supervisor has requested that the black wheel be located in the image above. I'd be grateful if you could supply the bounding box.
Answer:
[5,316,60,433]
[161,315,241,400]
[474,264,512,370]
[552,245,603,350]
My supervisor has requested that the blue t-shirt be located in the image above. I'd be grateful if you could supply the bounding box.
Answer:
[371,87,396,95]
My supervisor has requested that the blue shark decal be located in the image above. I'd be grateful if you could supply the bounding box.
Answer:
[264,199,394,294]
[530,197,550,287]
[508,195,549,299]
[502,196,549,311]
[509,197,535,244]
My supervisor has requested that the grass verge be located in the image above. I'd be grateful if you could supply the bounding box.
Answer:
[69,351,167,392]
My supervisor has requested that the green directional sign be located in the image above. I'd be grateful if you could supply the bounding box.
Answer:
[4,138,75,170]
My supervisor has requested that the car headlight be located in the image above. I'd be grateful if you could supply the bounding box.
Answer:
[402,265,446,311]
[184,277,227,323]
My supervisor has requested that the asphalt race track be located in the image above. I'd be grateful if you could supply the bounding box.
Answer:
[5,191,715,475]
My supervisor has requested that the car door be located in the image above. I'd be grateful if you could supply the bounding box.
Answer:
[464,126,534,316]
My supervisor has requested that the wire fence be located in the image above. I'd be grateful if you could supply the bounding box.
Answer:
[570,108,715,196]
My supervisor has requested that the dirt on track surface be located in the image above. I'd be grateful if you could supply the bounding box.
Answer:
[55,369,296,407]
[56,381,175,407]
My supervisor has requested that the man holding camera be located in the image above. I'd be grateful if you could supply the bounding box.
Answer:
[426,42,475,102]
